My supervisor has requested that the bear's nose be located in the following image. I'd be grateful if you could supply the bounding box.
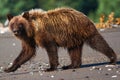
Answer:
[13,30,19,35]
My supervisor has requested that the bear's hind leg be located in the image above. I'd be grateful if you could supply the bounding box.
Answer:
[62,43,83,70]
[86,33,117,64]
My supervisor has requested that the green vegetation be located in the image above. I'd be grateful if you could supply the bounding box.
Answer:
[0,0,120,23]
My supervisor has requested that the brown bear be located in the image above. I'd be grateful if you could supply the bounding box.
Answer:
[4,8,117,72]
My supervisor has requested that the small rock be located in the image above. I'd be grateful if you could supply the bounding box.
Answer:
[45,63,49,66]
[0,66,3,70]
[90,66,102,71]
[107,68,112,71]
[0,31,5,34]
[92,66,96,69]
[39,71,43,76]
[85,76,89,78]
[105,65,115,68]
[90,68,93,71]
[99,68,102,71]
[95,67,102,70]
[100,29,105,31]
[72,69,76,72]
[111,75,117,78]
[12,43,16,46]
[105,73,109,76]
[29,72,33,75]
[0,66,3,72]
[8,63,13,67]
[51,75,54,78]
[116,71,120,74]
[90,66,95,70]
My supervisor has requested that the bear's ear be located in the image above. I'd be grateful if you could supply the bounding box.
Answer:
[23,11,29,20]
[7,14,13,21]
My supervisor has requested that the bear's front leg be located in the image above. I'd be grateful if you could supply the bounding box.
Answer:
[44,42,59,71]
[4,63,20,72]
[4,42,36,73]
[4,49,25,72]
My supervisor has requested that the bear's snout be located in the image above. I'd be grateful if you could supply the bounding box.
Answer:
[13,29,21,36]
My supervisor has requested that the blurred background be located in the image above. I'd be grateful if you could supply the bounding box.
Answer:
[0,0,120,23]
[0,1,120,80]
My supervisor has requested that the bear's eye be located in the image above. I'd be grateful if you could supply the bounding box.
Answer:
[19,23,24,28]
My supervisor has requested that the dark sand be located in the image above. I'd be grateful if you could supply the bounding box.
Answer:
[0,28,120,80]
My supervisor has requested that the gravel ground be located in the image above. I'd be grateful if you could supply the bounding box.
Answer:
[0,27,120,80]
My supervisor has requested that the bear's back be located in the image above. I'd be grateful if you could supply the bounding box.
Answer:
[31,8,97,48]
[44,8,96,47]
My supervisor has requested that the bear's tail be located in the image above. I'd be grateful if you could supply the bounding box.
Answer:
[85,32,117,64]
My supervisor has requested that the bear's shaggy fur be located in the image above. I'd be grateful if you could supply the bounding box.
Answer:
[4,8,117,72]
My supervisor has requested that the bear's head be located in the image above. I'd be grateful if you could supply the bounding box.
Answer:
[7,12,34,39]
